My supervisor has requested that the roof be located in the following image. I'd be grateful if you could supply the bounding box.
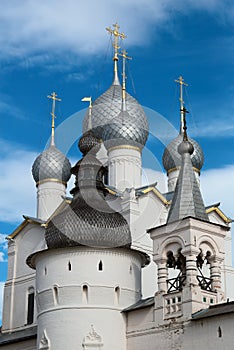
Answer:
[167,140,209,224]
[7,216,45,240]
[122,296,154,312]
[206,204,232,224]
[192,300,234,320]
[0,326,37,345]
[135,183,170,206]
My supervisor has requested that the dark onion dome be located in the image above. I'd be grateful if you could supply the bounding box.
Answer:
[78,130,101,155]
[45,191,131,249]
[32,145,71,184]
[162,133,204,173]
[45,130,132,249]
[102,110,148,149]
[82,82,149,146]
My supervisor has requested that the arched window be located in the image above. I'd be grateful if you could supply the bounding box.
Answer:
[27,287,35,325]
[53,286,59,305]
[68,261,72,271]
[82,285,88,304]
[114,286,120,305]
[98,260,103,271]
[218,326,222,338]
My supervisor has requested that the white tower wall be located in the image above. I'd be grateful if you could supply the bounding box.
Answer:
[33,247,143,350]
[108,146,141,191]
[36,180,66,221]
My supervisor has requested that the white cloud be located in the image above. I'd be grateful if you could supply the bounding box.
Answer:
[0,140,37,223]
[201,165,234,219]
[0,0,232,63]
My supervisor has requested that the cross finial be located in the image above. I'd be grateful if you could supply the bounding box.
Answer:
[175,76,189,133]
[106,23,126,83]
[82,97,92,130]
[47,92,61,146]
[106,23,126,61]
[119,50,132,111]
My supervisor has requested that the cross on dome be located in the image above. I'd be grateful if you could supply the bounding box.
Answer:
[47,92,61,146]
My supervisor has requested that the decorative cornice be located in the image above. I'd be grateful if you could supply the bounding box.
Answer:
[36,178,67,187]
[167,166,200,175]
[107,144,141,153]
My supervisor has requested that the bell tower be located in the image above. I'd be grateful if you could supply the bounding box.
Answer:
[149,106,229,324]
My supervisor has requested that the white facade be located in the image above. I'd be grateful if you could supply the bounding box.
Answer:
[36,180,67,221]
[30,247,145,350]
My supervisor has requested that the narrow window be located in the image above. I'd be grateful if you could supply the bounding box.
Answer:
[218,326,222,338]
[27,290,34,325]
[53,286,59,305]
[129,265,132,274]
[98,260,103,271]
[68,261,72,271]
[44,267,47,275]
[82,285,88,304]
[114,286,120,305]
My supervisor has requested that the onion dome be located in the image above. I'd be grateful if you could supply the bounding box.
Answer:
[82,82,149,146]
[78,130,101,155]
[45,130,132,249]
[32,145,71,184]
[103,109,148,149]
[163,132,204,173]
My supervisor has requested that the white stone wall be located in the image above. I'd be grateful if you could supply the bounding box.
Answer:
[33,246,144,350]
[2,223,44,332]
[108,147,142,191]
[36,181,66,221]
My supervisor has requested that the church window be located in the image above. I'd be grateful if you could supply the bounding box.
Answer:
[27,288,35,325]
[114,286,120,305]
[218,326,222,338]
[129,265,132,274]
[68,261,72,271]
[53,286,59,305]
[82,285,88,303]
[44,267,47,275]
[98,260,103,271]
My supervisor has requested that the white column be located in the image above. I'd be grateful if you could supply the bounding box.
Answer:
[37,180,66,220]
[108,146,142,191]
[210,257,222,291]
[155,258,168,293]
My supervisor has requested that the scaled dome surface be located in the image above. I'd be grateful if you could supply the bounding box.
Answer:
[103,110,148,148]
[45,194,131,249]
[82,82,149,146]
[32,145,71,183]
[163,133,204,172]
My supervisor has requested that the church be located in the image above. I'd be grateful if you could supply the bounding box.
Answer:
[0,24,234,350]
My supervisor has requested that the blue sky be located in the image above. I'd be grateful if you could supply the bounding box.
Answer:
[0,0,234,321]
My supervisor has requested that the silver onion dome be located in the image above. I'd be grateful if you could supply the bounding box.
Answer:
[103,110,148,149]
[82,82,149,145]
[32,145,71,183]
[163,133,204,173]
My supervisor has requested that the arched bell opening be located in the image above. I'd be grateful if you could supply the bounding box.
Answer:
[166,247,186,294]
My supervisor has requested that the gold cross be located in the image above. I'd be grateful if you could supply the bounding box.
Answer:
[106,23,126,61]
[175,75,188,110]
[47,92,61,145]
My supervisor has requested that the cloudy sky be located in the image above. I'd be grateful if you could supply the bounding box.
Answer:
[0,0,234,322]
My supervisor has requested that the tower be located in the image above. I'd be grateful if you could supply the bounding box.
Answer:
[27,126,149,350]
[162,76,204,192]
[32,92,71,220]
[82,24,149,191]
[149,106,229,323]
